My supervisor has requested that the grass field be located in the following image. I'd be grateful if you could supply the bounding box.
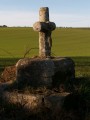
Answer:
[0,27,90,58]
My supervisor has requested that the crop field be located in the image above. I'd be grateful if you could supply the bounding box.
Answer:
[0,27,38,58]
[0,27,90,58]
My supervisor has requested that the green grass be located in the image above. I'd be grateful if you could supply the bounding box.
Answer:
[52,28,90,56]
[71,57,90,77]
[0,27,38,58]
[0,27,90,58]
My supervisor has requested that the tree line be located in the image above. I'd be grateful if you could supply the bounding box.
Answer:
[0,25,7,27]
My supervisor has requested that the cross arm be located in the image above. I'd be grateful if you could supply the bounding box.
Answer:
[33,22,56,32]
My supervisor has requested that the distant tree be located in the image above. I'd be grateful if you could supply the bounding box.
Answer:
[3,25,7,27]
[0,25,7,27]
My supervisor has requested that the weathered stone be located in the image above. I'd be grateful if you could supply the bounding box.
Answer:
[16,58,54,88]
[39,7,49,22]
[0,91,86,120]
[16,57,75,89]
[33,7,56,57]
[33,22,56,32]
[52,57,75,89]
[1,91,69,111]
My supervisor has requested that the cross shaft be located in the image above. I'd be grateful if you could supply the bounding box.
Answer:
[33,7,56,58]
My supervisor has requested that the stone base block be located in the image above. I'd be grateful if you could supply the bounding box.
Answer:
[16,57,75,89]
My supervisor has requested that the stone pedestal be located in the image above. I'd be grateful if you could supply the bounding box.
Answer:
[16,57,75,89]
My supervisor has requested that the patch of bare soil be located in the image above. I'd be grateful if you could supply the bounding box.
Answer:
[0,65,16,83]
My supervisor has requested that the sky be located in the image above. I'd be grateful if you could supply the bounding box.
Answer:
[0,0,90,27]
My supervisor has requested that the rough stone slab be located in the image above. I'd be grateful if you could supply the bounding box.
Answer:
[16,58,55,88]
[0,90,86,120]
[1,91,70,111]
[16,57,75,89]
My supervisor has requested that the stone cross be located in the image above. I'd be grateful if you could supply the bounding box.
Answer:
[33,7,56,58]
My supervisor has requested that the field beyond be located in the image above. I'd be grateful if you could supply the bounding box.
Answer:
[0,27,90,58]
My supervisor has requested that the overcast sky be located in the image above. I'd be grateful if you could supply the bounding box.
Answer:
[0,0,90,27]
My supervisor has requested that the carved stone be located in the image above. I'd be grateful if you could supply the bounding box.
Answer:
[33,7,56,57]
[16,57,75,89]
